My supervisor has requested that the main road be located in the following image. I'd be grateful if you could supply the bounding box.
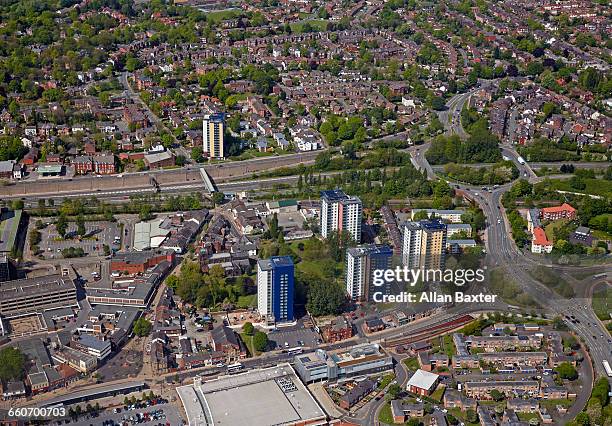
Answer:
[426,88,612,382]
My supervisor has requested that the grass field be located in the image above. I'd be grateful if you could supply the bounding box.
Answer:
[237,294,256,309]
[592,284,611,321]
[378,402,394,425]
[447,408,480,426]
[290,19,329,33]
[430,384,446,402]
[403,357,419,371]
[377,373,395,390]
[205,9,242,23]
[230,149,274,161]
[517,412,540,422]
[545,177,612,198]
[489,267,538,307]
[528,267,575,298]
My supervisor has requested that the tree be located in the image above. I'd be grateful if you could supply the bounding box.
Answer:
[490,389,505,401]
[242,322,254,336]
[253,331,269,352]
[139,204,153,221]
[575,412,590,426]
[306,280,346,316]
[413,210,430,220]
[76,214,86,237]
[133,318,152,337]
[212,192,225,206]
[191,146,204,163]
[591,377,610,406]
[11,199,24,210]
[387,383,401,399]
[554,362,578,380]
[430,96,446,111]
[466,409,478,423]
[0,347,25,381]
[56,214,68,238]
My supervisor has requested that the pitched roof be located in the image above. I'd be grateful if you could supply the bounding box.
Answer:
[533,227,552,246]
[541,203,576,214]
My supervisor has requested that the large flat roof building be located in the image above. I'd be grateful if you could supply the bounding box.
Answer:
[177,364,326,426]
[294,343,393,383]
[0,274,78,318]
[406,369,440,396]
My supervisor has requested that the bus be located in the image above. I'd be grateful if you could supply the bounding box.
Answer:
[603,360,612,377]
[227,362,244,374]
[285,347,303,355]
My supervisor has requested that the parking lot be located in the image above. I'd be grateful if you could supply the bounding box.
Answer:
[68,403,183,426]
[268,321,321,350]
[37,221,120,259]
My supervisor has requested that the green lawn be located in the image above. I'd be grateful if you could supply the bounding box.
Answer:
[377,373,396,390]
[230,149,274,161]
[517,412,540,422]
[430,384,446,402]
[545,177,612,198]
[443,334,456,357]
[592,228,612,241]
[236,294,257,309]
[447,408,480,426]
[290,19,329,33]
[378,402,394,425]
[205,9,242,23]
[592,285,611,321]
[403,357,419,371]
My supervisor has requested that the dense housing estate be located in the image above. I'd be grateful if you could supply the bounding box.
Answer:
[0,0,608,423]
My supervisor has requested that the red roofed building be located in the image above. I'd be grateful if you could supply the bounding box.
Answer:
[531,227,553,254]
[541,203,577,221]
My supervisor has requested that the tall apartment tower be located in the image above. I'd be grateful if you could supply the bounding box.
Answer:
[320,190,363,242]
[401,220,447,270]
[346,244,393,301]
[257,256,294,323]
[202,113,225,159]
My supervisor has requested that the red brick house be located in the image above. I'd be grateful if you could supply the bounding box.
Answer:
[73,155,93,174]
[93,154,115,174]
